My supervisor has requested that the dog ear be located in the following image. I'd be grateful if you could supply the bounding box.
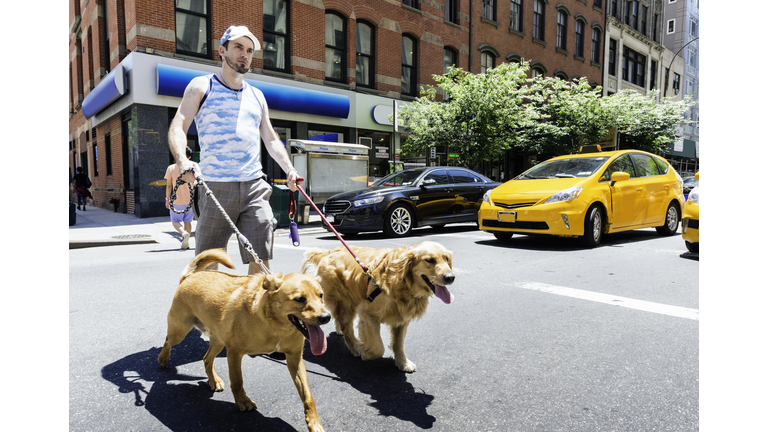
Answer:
[263,274,283,291]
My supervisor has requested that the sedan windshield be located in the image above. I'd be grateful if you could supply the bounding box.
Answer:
[514,157,609,179]
[372,169,425,187]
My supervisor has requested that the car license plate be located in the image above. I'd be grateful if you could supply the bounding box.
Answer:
[325,214,334,223]
[498,211,516,223]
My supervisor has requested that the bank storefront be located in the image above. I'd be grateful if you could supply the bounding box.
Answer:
[82,52,407,217]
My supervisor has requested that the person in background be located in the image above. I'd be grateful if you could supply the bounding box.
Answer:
[165,146,200,250]
[71,167,93,211]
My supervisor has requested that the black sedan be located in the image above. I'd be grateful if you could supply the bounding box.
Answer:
[321,167,501,237]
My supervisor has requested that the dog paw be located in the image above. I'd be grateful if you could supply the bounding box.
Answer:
[235,396,258,411]
[396,359,417,373]
[208,376,225,392]
[307,419,325,432]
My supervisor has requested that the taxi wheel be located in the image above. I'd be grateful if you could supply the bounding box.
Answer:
[656,202,680,236]
[579,205,603,248]
[685,241,699,253]
[493,232,514,242]
[384,204,414,237]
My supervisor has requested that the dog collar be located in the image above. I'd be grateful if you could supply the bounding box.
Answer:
[366,279,382,302]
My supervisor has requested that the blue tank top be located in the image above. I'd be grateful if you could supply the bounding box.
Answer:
[194,74,265,182]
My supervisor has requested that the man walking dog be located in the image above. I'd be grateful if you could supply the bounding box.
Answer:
[168,25,302,275]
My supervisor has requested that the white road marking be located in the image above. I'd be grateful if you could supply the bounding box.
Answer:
[515,281,699,321]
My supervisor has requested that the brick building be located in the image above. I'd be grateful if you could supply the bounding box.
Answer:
[68,0,471,216]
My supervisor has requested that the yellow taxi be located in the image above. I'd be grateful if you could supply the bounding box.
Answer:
[479,147,685,247]
[681,172,699,253]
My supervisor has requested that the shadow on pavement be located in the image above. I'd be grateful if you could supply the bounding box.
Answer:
[302,331,436,429]
[101,330,298,432]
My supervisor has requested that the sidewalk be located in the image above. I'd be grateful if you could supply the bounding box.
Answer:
[69,203,327,249]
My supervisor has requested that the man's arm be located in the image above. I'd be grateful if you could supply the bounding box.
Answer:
[169,76,207,183]
[259,98,302,191]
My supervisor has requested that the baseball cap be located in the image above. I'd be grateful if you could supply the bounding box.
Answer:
[220,26,261,51]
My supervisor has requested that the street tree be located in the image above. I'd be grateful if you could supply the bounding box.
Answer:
[519,76,614,155]
[603,89,697,155]
[396,62,536,167]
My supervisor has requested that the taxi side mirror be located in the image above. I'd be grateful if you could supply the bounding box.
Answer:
[610,171,630,187]
[694,172,699,181]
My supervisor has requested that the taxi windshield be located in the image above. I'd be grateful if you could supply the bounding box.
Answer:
[514,157,609,180]
[372,169,424,187]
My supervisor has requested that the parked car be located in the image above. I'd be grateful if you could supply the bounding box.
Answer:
[478,148,685,247]
[681,172,699,253]
[682,175,699,200]
[321,167,501,237]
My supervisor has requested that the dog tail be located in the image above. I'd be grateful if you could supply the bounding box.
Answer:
[180,248,236,282]
[300,248,326,276]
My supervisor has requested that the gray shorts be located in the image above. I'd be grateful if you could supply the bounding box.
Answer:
[195,178,276,264]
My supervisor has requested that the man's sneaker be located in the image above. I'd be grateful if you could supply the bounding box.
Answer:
[181,232,190,250]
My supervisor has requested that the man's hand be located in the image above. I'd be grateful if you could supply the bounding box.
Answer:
[287,169,303,192]
[176,159,197,184]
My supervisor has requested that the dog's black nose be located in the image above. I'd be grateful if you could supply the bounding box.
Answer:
[318,313,331,325]
[442,273,455,285]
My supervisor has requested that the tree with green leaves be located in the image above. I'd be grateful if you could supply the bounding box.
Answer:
[396,61,697,163]
[396,61,537,167]
[603,89,697,155]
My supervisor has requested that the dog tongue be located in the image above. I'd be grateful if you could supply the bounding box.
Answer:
[307,324,327,355]
[434,284,454,304]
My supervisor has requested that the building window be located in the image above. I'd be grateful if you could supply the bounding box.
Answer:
[480,52,495,73]
[93,143,99,177]
[653,13,659,42]
[263,0,289,72]
[673,72,680,94]
[611,0,618,17]
[444,47,457,73]
[325,12,346,82]
[690,19,697,37]
[688,48,696,69]
[483,0,496,21]
[575,20,585,58]
[105,133,113,175]
[445,0,458,23]
[532,67,544,78]
[594,0,602,7]
[402,35,417,96]
[622,47,646,87]
[591,28,601,63]
[533,0,545,41]
[557,11,567,50]
[356,21,374,88]
[641,5,648,35]
[403,0,418,8]
[650,59,657,89]
[510,0,523,32]
[609,38,617,76]
[175,0,210,58]
[625,1,638,30]
[667,19,675,34]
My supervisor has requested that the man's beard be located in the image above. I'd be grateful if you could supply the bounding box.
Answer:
[225,55,249,74]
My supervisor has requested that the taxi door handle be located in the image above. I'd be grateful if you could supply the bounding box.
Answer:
[635,186,644,191]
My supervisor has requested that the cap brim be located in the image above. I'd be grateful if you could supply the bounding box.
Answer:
[227,34,261,51]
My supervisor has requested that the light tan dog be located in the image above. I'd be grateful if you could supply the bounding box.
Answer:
[158,249,329,432]
[301,241,455,373]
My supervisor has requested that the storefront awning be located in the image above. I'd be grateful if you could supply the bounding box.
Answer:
[82,64,126,119]
[156,64,350,119]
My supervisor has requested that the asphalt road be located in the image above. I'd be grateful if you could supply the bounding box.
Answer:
[69,224,699,431]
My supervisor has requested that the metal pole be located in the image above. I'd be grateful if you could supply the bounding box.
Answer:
[663,36,698,98]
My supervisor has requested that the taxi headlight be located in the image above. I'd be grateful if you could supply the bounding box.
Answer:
[688,186,699,204]
[544,186,583,204]
[483,189,494,205]
[353,196,384,207]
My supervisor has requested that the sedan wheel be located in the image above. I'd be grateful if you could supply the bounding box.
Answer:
[656,202,680,236]
[384,204,414,237]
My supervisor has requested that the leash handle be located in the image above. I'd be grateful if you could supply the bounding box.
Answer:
[169,166,200,214]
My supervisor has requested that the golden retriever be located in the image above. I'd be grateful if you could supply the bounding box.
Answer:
[300,241,454,372]
[158,249,329,432]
